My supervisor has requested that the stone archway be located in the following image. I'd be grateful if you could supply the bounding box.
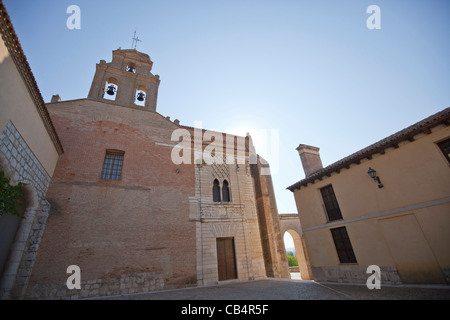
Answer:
[284,229,302,278]
[279,214,313,280]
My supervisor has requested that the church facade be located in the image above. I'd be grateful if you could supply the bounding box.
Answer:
[23,49,289,299]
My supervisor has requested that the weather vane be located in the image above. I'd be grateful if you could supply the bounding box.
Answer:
[131,30,142,49]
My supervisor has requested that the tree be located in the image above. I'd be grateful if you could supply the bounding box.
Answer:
[286,251,298,267]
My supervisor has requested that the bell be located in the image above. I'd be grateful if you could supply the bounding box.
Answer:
[136,92,145,102]
[106,85,116,96]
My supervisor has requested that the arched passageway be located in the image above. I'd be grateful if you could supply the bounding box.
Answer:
[279,214,313,280]
[283,230,302,279]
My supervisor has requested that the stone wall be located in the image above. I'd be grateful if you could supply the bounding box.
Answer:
[26,271,164,300]
[0,121,51,196]
[251,157,290,279]
[194,156,268,286]
[311,266,402,285]
[0,121,52,299]
[24,100,197,299]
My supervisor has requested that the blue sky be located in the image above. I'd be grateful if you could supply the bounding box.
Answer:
[4,0,450,220]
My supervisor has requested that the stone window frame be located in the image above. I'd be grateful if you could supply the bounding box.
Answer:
[212,178,232,203]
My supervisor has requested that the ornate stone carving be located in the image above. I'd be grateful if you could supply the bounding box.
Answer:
[201,204,244,219]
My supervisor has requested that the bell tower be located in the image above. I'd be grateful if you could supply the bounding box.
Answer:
[88,48,160,112]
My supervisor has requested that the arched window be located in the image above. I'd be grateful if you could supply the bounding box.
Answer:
[213,179,221,202]
[222,180,231,202]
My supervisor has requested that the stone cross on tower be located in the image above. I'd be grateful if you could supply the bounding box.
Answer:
[131,30,142,49]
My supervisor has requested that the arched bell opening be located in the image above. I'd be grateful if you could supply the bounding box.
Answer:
[126,62,136,73]
[103,77,119,101]
[134,85,147,107]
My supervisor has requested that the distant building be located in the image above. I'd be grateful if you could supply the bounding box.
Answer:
[288,108,450,284]
[0,1,63,299]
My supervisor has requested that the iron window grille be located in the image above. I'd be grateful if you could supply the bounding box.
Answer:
[101,150,125,180]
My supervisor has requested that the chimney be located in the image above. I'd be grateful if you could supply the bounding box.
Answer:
[296,144,323,177]
[51,94,61,103]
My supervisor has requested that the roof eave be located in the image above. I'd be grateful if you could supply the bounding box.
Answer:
[287,107,450,192]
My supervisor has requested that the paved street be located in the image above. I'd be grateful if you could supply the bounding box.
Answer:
[93,278,450,300]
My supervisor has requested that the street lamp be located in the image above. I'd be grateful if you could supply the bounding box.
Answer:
[368,167,384,188]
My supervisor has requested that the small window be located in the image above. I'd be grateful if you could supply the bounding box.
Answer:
[320,185,343,221]
[437,138,450,164]
[222,180,231,202]
[331,227,357,264]
[213,179,221,202]
[101,150,125,180]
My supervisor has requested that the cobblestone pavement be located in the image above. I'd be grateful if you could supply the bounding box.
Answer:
[92,278,450,300]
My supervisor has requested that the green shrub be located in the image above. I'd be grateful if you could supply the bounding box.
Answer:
[0,171,26,218]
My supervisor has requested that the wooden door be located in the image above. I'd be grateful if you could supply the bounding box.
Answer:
[216,237,237,281]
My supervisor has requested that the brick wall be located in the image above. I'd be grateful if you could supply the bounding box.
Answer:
[23,97,289,299]
[25,100,197,299]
